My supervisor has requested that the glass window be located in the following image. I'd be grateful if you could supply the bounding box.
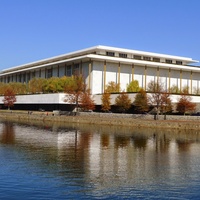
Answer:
[106,52,115,56]
[134,55,142,60]
[73,64,79,75]
[143,56,151,61]
[119,53,127,58]
[67,65,72,76]
[153,57,160,62]
[176,61,182,65]
[166,59,173,64]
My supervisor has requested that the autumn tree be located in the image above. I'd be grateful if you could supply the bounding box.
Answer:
[105,81,120,93]
[126,80,140,92]
[176,90,196,115]
[133,89,149,113]
[115,92,131,113]
[64,75,86,110]
[101,92,111,112]
[28,78,47,94]
[160,92,172,114]
[79,89,95,111]
[3,87,17,109]
[147,80,171,119]
[8,82,27,94]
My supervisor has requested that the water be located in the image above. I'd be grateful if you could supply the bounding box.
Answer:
[0,120,200,199]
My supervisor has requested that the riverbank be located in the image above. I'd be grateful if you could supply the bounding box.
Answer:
[0,110,200,130]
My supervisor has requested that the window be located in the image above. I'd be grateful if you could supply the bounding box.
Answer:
[106,52,115,57]
[73,64,80,75]
[153,57,160,62]
[134,55,142,60]
[67,65,72,76]
[19,74,21,82]
[166,59,173,64]
[119,53,127,58]
[143,56,151,61]
[47,68,52,78]
[176,61,182,65]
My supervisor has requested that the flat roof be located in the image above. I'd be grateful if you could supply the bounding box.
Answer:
[1,45,199,74]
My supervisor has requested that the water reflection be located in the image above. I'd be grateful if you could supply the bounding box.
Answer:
[0,120,200,199]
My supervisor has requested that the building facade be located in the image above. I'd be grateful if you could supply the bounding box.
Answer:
[0,45,199,95]
[1,45,200,111]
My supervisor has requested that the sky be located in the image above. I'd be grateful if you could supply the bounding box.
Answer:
[0,0,200,70]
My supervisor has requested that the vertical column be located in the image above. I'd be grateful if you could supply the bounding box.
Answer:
[88,60,92,91]
[131,64,134,81]
[157,67,160,85]
[64,64,67,76]
[168,68,171,92]
[72,62,74,75]
[180,69,182,93]
[103,61,106,92]
[144,65,147,91]
[45,68,47,78]
[190,71,193,94]
[118,62,120,86]
[57,65,60,77]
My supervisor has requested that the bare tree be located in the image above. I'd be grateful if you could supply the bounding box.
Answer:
[147,80,171,119]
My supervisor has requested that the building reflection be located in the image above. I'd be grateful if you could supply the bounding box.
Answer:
[0,120,200,190]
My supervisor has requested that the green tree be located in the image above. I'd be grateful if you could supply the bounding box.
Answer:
[105,81,120,93]
[101,92,111,112]
[133,89,149,113]
[115,92,131,113]
[126,80,140,92]
[9,82,27,94]
[28,78,47,94]
[169,84,180,94]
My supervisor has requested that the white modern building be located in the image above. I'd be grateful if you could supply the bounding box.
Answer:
[0,45,200,110]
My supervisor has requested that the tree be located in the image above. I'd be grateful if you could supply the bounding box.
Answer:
[115,92,131,113]
[160,92,172,119]
[105,81,120,93]
[133,89,149,113]
[79,89,95,111]
[170,84,180,94]
[101,92,111,112]
[3,87,16,109]
[147,80,171,119]
[176,90,196,115]
[8,82,27,94]
[28,78,47,94]
[126,80,140,92]
[64,75,86,110]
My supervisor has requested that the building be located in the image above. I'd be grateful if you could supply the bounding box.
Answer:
[0,45,200,111]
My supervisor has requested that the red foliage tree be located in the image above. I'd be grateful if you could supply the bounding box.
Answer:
[176,90,196,115]
[3,87,17,109]
[79,89,95,111]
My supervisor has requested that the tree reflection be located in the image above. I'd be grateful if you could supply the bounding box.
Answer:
[176,140,191,152]
[101,134,109,148]
[0,121,15,144]
[114,136,130,148]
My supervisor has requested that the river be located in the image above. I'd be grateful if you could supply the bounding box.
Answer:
[0,120,200,199]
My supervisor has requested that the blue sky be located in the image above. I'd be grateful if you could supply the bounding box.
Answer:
[0,0,200,70]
